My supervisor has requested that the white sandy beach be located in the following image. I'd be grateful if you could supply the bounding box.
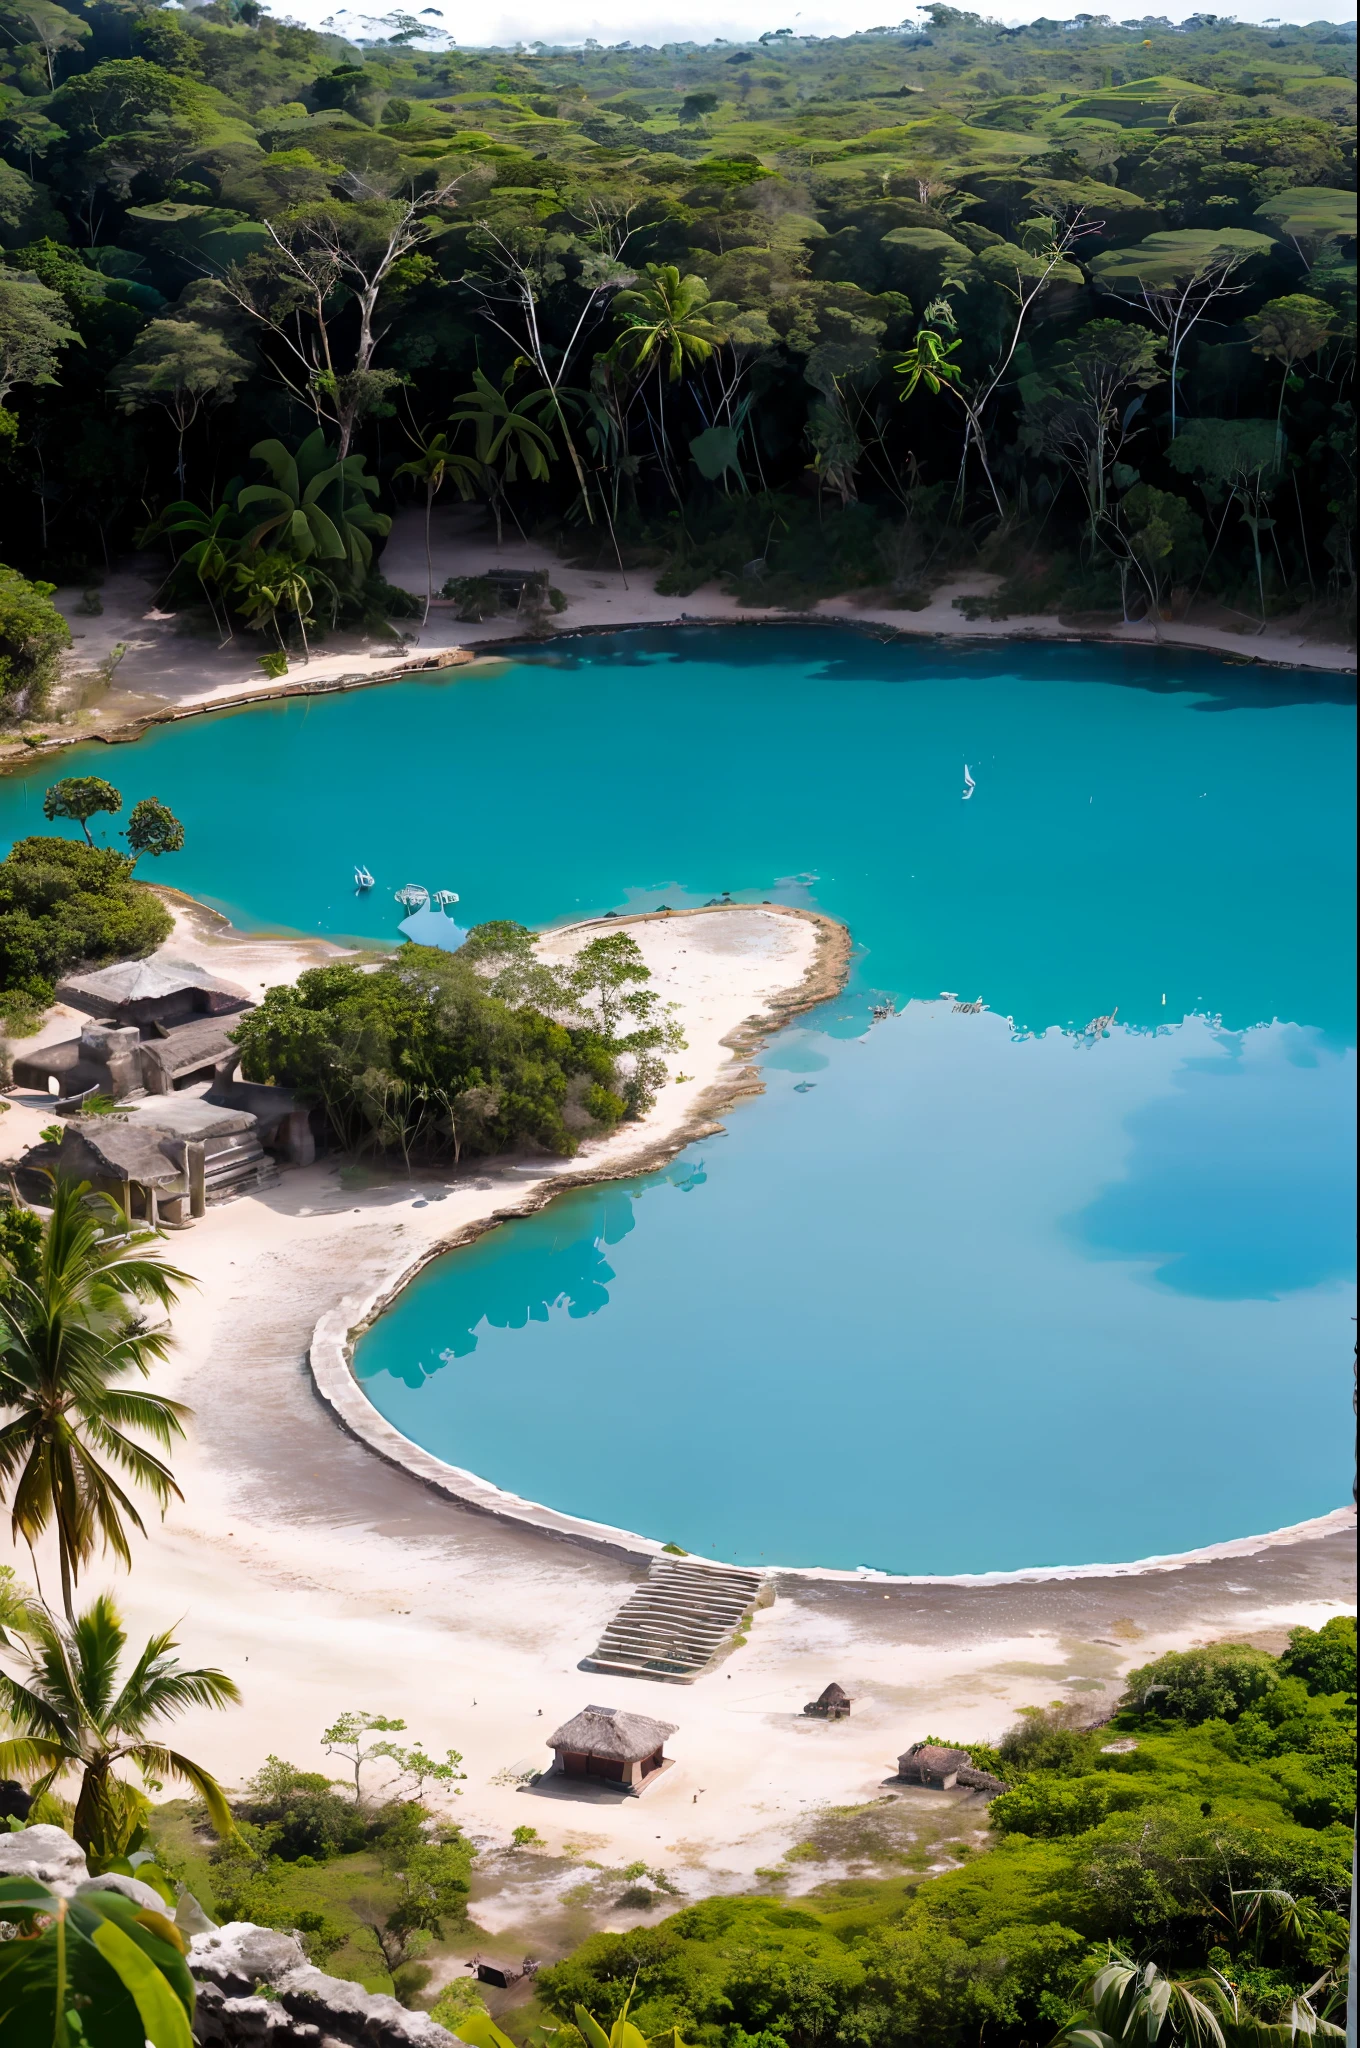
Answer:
[0,899,1353,1958]
[6,500,1349,762]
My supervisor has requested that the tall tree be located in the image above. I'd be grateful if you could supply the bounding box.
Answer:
[212,174,462,457]
[1088,228,1275,436]
[1021,320,1165,543]
[0,271,77,406]
[110,320,251,491]
[0,1177,191,1622]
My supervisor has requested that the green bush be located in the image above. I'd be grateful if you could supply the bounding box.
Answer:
[232,942,627,1162]
[0,834,172,1010]
[1123,1643,1282,1724]
[0,564,71,721]
[1279,1616,1356,1699]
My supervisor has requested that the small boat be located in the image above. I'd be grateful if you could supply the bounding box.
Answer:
[354,866,374,891]
[962,764,976,800]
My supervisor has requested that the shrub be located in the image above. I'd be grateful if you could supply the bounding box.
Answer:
[0,563,70,720]
[1122,1643,1281,1724]
[0,834,172,1009]
[1278,1616,1356,1699]
[232,943,628,1163]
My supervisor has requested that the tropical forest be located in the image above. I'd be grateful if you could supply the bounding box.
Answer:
[0,2,1355,703]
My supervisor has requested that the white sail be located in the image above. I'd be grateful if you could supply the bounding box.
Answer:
[962,763,976,800]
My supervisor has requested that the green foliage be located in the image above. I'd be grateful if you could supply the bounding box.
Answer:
[0,834,172,1018]
[0,1591,239,1866]
[0,10,1354,628]
[43,775,122,843]
[232,941,634,1163]
[0,1869,195,2048]
[1278,1616,1356,1699]
[1124,1642,1284,1724]
[0,564,69,719]
[528,1629,1354,2047]
[124,799,185,863]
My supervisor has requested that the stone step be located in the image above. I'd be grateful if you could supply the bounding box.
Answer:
[582,1558,770,1683]
[202,1133,280,1204]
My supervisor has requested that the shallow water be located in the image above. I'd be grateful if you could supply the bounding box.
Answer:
[5,630,1354,1571]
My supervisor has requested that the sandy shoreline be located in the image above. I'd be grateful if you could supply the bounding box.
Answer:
[2,505,1351,770]
[0,844,1352,1946]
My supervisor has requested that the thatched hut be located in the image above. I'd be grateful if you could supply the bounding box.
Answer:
[546,1704,677,1795]
[804,1682,852,1720]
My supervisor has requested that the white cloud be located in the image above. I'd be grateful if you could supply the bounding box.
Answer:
[277,0,1355,46]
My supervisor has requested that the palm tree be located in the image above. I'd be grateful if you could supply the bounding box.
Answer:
[1047,1952,1228,2046]
[158,498,240,644]
[1046,1946,1344,2047]
[610,265,729,505]
[239,430,391,584]
[610,264,728,383]
[0,1593,239,1865]
[449,365,557,547]
[895,300,1005,518]
[0,1177,191,1624]
[393,431,481,622]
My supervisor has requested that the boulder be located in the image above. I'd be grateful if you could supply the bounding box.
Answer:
[189,1925,457,2047]
[190,1923,310,1996]
[0,1823,90,1897]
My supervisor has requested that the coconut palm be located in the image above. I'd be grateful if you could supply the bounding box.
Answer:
[609,267,730,507]
[449,365,556,547]
[0,1177,191,1624]
[610,265,728,383]
[0,1593,239,1864]
[239,430,391,583]
[393,431,482,621]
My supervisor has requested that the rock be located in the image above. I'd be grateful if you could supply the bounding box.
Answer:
[276,1963,455,2047]
[189,1924,458,2046]
[0,1823,90,1897]
[193,1982,321,2046]
[77,1872,175,1917]
[190,1923,310,1997]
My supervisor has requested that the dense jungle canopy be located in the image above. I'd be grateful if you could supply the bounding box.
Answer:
[0,3,1355,705]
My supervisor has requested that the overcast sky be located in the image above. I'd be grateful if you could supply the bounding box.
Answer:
[274,0,1356,49]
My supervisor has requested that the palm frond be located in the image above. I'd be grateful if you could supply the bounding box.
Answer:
[132,1746,238,1839]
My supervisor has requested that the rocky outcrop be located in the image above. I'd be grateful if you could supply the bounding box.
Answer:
[191,1925,457,2047]
[0,1823,91,1897]
[0,1828,457,2048]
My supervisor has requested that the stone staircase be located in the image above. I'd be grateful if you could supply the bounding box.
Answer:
[582,1558,769,1683]
[203,1130,280,1204]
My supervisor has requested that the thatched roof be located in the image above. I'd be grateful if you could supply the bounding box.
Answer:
[55,1122,185,1189]
[139,1015,242,1082]
[548,1704,677,1762]
[816,1683,851,1706]
[57,957,251,1016]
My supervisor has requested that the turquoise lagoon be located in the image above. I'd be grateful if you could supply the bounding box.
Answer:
[3,630,1354,1573]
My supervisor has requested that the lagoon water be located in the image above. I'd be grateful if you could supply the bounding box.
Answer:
[4,630,1354,1572]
